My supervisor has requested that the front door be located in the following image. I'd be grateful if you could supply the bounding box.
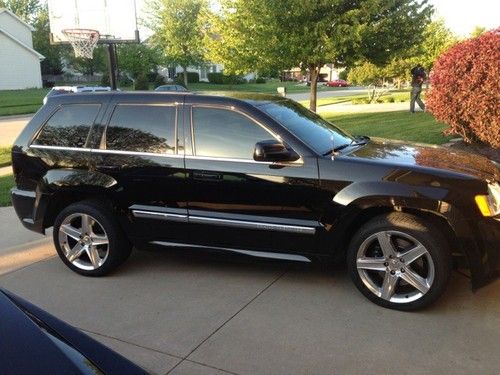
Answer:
[183,102,322,254]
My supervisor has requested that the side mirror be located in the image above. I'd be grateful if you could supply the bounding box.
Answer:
[253,140,300,162]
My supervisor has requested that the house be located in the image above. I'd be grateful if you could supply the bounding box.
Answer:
[283,64,343,82]
[0,8,44,90]
[159,63,256,83]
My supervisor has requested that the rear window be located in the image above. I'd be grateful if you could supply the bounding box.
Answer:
[105,104,176,154]
[32,104,100,147]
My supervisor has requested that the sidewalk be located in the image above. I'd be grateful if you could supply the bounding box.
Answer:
[0,165,12,177]
[318,101,417,113]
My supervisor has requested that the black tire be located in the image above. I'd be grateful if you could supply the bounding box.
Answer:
[53,200,132,276]
[347,212,451,311]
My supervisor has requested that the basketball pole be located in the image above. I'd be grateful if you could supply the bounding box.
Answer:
[107,43,118,90]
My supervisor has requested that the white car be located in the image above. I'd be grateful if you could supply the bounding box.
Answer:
[43,86,112,104]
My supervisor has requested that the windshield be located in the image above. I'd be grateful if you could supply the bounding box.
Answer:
[258,100,353,155]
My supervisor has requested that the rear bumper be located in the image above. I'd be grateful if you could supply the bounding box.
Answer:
[11,188,45,234]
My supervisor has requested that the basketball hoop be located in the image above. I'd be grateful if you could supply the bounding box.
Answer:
[62,28,100,59]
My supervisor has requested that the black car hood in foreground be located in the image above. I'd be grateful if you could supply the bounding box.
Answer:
[344,138,499,182]
[0,289,147,375]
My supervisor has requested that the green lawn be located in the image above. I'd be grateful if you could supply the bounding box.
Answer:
[0,174,15,207]
[0,88,48,116]
[188,81,344,94]
[0,147,11,167]
[324,110,452,145]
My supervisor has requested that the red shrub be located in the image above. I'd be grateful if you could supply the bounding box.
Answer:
[427,29,500,147]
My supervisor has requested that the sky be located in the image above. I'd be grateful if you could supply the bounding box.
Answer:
[430,0,499,36]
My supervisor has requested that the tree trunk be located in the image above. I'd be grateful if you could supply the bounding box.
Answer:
[309,65,320,112]
[183,66,188,88]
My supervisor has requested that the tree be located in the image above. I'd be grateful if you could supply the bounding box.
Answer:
[32,6,64,75]
[382,19,457,87]
[146,0,207,88]
[208,0,432,112]
[471,26,486,38]
[117,43,164,78]
[62,46,108,76]
[427,29,500,147]
[0,0,41,23]
[347,62,384,86]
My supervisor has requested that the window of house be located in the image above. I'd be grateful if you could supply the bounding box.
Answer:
[105,105,176,154]
[32,104,100,148]
[192,107,273,159]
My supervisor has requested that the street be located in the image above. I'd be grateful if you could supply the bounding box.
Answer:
[0,206,498,374]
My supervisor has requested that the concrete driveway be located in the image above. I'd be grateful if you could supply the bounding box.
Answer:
[0,206,499,374]
[0,114,33,146]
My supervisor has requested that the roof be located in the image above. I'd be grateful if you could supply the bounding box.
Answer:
[0,8,35,31]
[0,27,44,60]
[47,91,291,109]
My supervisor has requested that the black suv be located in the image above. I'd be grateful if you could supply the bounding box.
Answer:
[11,92,500,310]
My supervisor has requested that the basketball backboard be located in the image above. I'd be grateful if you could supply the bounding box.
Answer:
[48,0,140,44]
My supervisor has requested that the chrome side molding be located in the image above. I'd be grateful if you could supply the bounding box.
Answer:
[189,215,316,235]
[131,210,188,223]
[150,241,312,262]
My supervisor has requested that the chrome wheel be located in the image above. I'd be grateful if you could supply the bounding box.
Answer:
[58,213,109,271]
[356,230,435,303]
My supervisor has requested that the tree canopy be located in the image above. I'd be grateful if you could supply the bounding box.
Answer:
[146,0,208,87]
[207,0,433,111]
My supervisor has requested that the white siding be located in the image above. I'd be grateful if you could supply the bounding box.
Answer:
[0,12,32,47]
[0,33,42,90]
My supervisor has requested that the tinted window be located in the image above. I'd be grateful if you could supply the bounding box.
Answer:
[259,100,352,155]
[106,104,176,154]
[33,104,100,147]
[192,107,273,159]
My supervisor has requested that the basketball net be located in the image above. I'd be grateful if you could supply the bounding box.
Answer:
[62,29,100,59]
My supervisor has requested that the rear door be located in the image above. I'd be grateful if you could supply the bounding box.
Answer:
[182,99,322,254]
[92,95,188,245]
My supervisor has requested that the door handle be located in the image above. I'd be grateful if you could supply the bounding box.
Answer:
[192,171,222,181]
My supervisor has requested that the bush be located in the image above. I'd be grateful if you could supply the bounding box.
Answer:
[119,75,133,87]
[255,77,266,84]
[134,74,149,90]
[427,29,500,147]
[207,72,224,84]
[352,98,371,105]
[222,74,246,84]
[175,71,200,84]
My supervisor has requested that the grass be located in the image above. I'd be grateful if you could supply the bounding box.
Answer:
[187,81,345,94]
[0,88,48,116]
[0,147,11,167]
[0,174,15,207]
[324,110,452,145]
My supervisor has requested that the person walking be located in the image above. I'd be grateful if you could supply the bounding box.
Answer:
[410,64,426,113]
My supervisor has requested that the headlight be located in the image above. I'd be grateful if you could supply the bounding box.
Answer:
[475,182,500,217]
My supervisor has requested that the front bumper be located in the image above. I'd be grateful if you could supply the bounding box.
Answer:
[475,217,500,283]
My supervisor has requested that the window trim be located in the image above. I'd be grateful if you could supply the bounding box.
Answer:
[189,104,297,163]
[101,103,179,155]
[29,103,102,149]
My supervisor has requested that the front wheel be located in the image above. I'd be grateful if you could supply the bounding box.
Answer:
[347,213,451,311]
[53,200,132,276]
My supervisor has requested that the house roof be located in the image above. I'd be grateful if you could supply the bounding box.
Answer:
[0,8,35,31]
[0,27,44,60]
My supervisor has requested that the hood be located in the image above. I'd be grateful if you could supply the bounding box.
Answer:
[343,138,500,182]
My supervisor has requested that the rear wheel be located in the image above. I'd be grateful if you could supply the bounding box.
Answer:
[53,200,132,276]
[347,213,451,310]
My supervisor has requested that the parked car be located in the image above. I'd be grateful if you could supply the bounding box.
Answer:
[11,92,499,310]
[0,288,147,374]
[325,79,349,87]
[43,86,111,104]
[154,84,188,92]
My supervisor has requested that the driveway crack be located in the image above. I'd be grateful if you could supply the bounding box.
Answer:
[166,267,289,374]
